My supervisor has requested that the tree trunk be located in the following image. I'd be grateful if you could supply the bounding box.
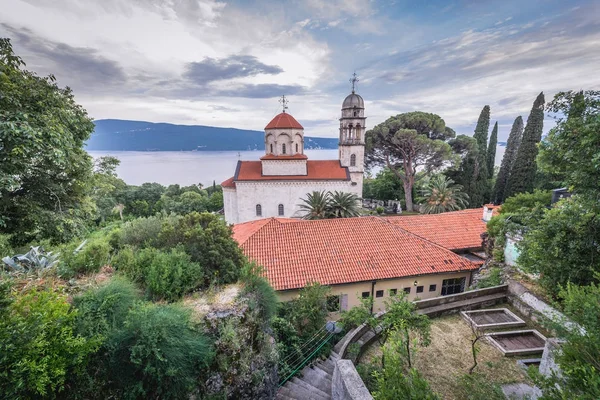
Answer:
[405,328,412,369]
[403,180,414,212]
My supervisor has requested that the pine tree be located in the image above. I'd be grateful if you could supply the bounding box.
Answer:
[505,92,545,197]
[492,116,523,204]
[486,122,498,179]
[470,106,490,206]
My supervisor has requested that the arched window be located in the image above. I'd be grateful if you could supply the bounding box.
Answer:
[270,143,273,153]
[295,143,299,153]
[353,111,357,117]
[355,124,361,140]
[256,204,262,217]
[350,154,356,166]
[278,204,284,216]
[282,143,286,154]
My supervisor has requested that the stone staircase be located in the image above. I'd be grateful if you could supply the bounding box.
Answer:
[276,351,340,400]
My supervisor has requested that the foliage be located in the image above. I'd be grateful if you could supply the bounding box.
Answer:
[109,302,213,400]
[239,262,278,324]
[119,214,177,248]
[356,356,382,392]
[518,196,600,295]
[451,373,505,400]
[363,168,405,201]
[298,190,361,219]
[492,116,524,204]
[288,282,330,338]
[0,288,99,398]
[2,246,60,273]
[417,175,469,214]
[0,38,96,245]
[373,328,438,400]
[61,235,112,276]
[538,90,600,200]
[0,234,13,258]
[499,189,551,214]
[446,135,480,206]
[470,105,491,206]
[376,206,385,215]
[532,282,600,399]
[90,156,127,222]
[486,121,498,180]
[475,267,502,289]
[365,112,456,212]
[505,92,545,197]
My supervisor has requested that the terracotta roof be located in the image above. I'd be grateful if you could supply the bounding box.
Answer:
[260,153,308,160]
[384,209,486,251]
[233,160,349,182]
[265,112,304,130]
[221,176,236,188]
[233,217,478,291]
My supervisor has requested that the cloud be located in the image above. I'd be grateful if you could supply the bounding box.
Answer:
[213,83,306,98]
[184,55,283,84]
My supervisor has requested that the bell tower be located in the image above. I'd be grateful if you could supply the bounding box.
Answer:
[339,73,365,194]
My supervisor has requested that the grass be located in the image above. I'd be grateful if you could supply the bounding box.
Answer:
[359,313,532,400]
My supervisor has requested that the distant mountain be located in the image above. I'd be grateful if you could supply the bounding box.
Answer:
[86,119,339,151]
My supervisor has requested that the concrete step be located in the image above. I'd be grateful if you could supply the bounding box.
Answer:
[301,366,332,394]
[417,292,507,318]
[330,351,340,360]
[284,380,329,400]
[314,359,335,375]
[276,386,293,399]
[356,330,377,348]
[292,377,331,399]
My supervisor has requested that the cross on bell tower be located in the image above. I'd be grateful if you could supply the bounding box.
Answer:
[349,72,359,94]
[279,95,289,113]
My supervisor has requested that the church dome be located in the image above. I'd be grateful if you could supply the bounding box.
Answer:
[265,112,304,130]
[342,93,364,109]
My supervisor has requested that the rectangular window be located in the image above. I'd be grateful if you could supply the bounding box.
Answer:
[441,277,466,296]
[375,290,384,298]
[403,287,411,294]
[361,291,370,299]
[429,284,437,292]
[326,295,341,312]
[389,289,398,296]
[416,286,424,293]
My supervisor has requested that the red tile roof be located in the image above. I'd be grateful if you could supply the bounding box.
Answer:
[265,112,304,130]
[231,160,349,182]
[221,176,236,188]
[384,209,486,251]
[260,153,308,160]
[233,217,478,291]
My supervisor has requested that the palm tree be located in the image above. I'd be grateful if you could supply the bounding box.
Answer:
[417,175,469,214]
[327,191,361,218]
[298,191,329,220]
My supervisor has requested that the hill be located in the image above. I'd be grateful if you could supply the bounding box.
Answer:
[86,119,339,151]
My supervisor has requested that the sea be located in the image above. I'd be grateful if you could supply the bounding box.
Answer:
[88,146,505,186]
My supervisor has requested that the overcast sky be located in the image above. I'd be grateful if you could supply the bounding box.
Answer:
[2,0,600,140]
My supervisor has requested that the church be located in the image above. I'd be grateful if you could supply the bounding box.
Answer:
[221,82,366,224]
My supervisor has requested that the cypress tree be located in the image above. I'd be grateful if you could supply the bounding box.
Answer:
[492,116,523,204]
[486,122,498,179]
[471,105,490,206]
[505,92,545,198]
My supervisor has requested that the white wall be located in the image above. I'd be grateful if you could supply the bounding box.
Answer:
[223,187,238,224]
[261,160,307,176]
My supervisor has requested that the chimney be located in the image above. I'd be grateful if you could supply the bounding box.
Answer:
[482,204,495,222]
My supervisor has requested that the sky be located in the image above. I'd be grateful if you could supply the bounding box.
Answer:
[2,0,600,141]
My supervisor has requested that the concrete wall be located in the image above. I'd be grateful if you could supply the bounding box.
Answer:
[332,360,373,400]
[265,128,304,156]
[277,271,472,313]
[223,187,238,224]
[261,160,307,176]
[228,180,361,224]
[504,234,521,267]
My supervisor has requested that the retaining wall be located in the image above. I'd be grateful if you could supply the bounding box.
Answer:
[332,360,373,400]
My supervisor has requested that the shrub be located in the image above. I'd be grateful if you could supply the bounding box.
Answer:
[0,234,13,258]
[240,263,278,324]
[119,214,173,248]
[145,247,204,301]
[61,236,111,276]
[0,288,99,398]
[451,373,505,400]
[109,302,213,399]
[475,267,503,289]
[376,206,385,215]
[499,190,551,214]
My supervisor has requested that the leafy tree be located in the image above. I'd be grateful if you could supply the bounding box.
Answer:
[363,168,405,201]
[0,38,95,245]
[498,189,551,214]
[0,288,99,398]
[518,196,600,294]
[538,90,600,200]
[532,282,600,399]
[417,175,469,214]
[492,116,524,204]
[239,262,278,324]
[471,105,491,206]
[288,282,330,338]
[486,121,498,179]
[327,191,361,218]
[365,112,456,212]
[505,92,545,197]
[446,135,479,203]
[298,191,329,219]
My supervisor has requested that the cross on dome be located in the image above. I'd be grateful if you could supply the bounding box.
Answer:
[350,72,359,93]
[279,95,289,113]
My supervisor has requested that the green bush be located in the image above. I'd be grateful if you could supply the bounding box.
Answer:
[451,373,505,400]
[145,247,204,301]
[119,215,174,248]
[0,234,13,258]
[376,206,385,215]
[62,236,112,276]
[499,190,551,214]
[109,302,213,399]
[476,267,503,289]
[240,263,278,323]
[0,288,99,398]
